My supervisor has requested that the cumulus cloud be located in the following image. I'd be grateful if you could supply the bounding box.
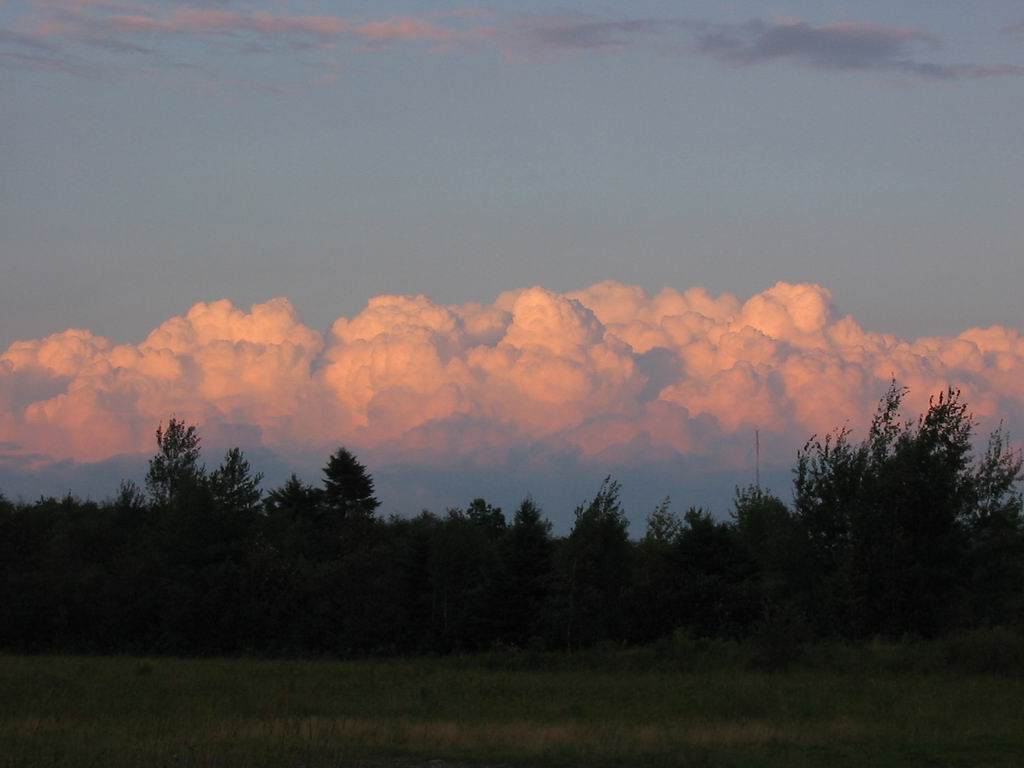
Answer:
[2,281,1023,498]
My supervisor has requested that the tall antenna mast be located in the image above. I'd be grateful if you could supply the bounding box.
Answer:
[755,428,760,489]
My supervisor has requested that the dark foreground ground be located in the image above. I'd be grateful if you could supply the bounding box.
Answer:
[2,645,1023,767]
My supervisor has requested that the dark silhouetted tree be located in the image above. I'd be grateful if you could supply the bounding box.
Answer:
[210,447,263,516]
[264,474,320,521]
[795,382,1010,638]
[145,418,205,506]
[112,480,147,513]
[322,447,380,520]
[427,508,485,650]
[560,477,631,648]
[263,473,327,560]
[732,485,806,606]
[644,497,681,546]
[629,498,684,643]
[466,497,506,532]
[500,498,553,646]
[3,390,1022,659]
[676,507,758,638]
[964,425,1024,626]
[732,485,810,665]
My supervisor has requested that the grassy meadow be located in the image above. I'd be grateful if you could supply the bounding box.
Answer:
[2,644,1024,768]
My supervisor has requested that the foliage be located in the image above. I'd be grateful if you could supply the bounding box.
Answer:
[321,446,380,520]
[210,447,263,516]
[1,383,1022,658]
[794,382,1023,639]
[500,498,553,646]
[145,418,205,506]
[556,477,632,649]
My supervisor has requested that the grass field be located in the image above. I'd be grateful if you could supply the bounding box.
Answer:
[2,648,1023,767]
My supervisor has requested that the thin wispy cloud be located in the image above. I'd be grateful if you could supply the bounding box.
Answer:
[512,16,666,52]
[689,19,1024,80]
[691,20,937,69]
[512,15,1024,81]
[0,27,57,52]
[3,6,490,91]
[0,1,487,81]
[0,27,94,74]
[3,3,1021,84]
[33,7,470,48]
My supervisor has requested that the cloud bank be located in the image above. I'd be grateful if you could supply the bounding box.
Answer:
[3,281,1023,510]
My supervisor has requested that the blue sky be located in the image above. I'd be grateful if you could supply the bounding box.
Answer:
[2,1,1024,522]
[3,1,1023,347]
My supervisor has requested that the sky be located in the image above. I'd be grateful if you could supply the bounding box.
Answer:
[2,1,1024,528]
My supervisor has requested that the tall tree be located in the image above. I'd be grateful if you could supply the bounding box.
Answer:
[210,447,263,516]
[264,474,320,520]
[263,473,327,560]
[732,485,805,606]
[500,498,553,646]
[112,480,147,513]
[321,447,380,520]
[676,507,758,638]
[145,418,205,506]
[629,498,684,643]
[560,477,631,648]
[794,383,1010,638]
[964,426,1024,626]
[466,497,506,532]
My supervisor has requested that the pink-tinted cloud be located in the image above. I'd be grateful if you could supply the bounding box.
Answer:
[25,3,473,49]
[6,5,1022,85]
[0,3,492,86]
[105,10,350,39]
[2,282,1023,477]
[355,17,457,44]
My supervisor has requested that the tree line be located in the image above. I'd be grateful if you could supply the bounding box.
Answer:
[1,383,1022,657]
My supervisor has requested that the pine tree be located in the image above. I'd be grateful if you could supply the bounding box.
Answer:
[501,497,552,646]
[321,447,380,520]
[210,447,263,516]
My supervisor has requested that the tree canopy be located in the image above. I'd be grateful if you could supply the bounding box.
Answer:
[1,383,1021,658]
[321,447,380,519]
[145,418,204,506]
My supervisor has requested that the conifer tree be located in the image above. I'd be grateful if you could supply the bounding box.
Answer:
[321,447,380,519]
[210,447,263,515]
